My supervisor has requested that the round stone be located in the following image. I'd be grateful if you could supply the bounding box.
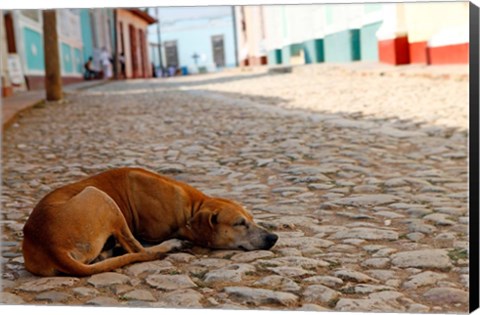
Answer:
[224,286,298,306]
[423,287,468,304]
[391,249,452,269]
[87,272,131,288]
[145,274,197,291]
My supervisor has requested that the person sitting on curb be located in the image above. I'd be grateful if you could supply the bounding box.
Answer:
[84,57,98,80]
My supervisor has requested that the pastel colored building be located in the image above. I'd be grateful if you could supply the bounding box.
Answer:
[360,4,384,62]
[378,2,468,65]
[405,2,468,64]
[376,3,410,65]
[3,9,86,90]
[1,7,155,94]
[264,5,325,66]
[116,8,156,79]
[322,4,362,63]
[146,6,237,74]
[243,2,468,67]
[262,4,382,65]
[261,5,343,65]
[235,6,268,66]
[79,8,115,73]
[253,4,317,66]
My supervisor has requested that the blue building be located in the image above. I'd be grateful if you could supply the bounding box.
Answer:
[3,8,113,90]
[78,9,115,73]
[147,6,237,74]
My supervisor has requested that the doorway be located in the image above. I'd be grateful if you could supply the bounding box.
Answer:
[164,40,179,68]
[128,24,139,78]
[211,35,225,67]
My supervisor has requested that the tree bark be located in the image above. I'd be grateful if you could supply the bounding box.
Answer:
[42,10,62,101]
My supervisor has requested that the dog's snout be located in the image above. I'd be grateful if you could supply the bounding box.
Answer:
[263,233,278,249]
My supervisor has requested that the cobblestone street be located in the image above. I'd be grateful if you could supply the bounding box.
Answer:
[1,65,469,312]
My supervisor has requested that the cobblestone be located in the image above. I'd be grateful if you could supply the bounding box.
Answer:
[224,286,299,306]
[1,67,468,312]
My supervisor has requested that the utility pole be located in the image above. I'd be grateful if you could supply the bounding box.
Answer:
[42,10,62,101]
[231,6,239,67]
[156,7,163,71]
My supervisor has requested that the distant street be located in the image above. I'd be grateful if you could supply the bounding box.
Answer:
[1,65,468,312]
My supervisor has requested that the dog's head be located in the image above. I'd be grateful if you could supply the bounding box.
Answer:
[179,197,278,250]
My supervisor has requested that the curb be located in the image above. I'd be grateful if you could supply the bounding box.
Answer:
[2,95,44,132]
[2,80,111,131]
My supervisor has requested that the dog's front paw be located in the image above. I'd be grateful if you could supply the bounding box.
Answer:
[146,239,192,254]
[162,239,191,253]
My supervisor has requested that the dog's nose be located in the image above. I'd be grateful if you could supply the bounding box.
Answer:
[264,233,278,249]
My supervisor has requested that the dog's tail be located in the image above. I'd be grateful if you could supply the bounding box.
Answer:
[54,250,166,277]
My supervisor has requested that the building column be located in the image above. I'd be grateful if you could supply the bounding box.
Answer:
[1,13,13,97]
[376,3,410,65]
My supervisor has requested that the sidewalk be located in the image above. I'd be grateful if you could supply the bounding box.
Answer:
[272,62,469,81]
[1,80,109,130]
[317,62,469,80]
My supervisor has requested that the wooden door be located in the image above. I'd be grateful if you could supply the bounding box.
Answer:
[128,24,139,78]
[138,28,148,78]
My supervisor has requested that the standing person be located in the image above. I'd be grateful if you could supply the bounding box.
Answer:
[100,47,112,79]
[168,65,176,77]
[119,52,126,79]
[152,63,157,78]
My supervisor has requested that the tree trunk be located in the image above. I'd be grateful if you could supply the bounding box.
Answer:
[42,10,62,101]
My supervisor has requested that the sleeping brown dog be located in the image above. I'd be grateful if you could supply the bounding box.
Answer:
[22,167,278,276]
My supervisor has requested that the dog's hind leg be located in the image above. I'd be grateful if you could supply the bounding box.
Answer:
[25,185,184,277]
[54,248,166,276]
[74,186,151,256]
[48,186,167,276]
[113,219,145,254]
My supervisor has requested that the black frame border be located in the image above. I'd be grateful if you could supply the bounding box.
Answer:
[470,1,479,313]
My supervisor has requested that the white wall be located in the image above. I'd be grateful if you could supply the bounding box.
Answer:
[404,2,468,44]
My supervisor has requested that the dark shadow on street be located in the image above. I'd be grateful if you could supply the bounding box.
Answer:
[87,72,276,92]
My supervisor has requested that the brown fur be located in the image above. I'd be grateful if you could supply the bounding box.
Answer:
[22,167,278,276]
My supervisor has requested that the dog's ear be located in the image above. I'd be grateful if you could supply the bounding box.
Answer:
[205,211,219,229]
[178,211,213,243]
[210,212,218,227]
[191,210,218,230]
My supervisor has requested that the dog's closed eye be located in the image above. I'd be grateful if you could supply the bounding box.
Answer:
[234,218,247,227]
